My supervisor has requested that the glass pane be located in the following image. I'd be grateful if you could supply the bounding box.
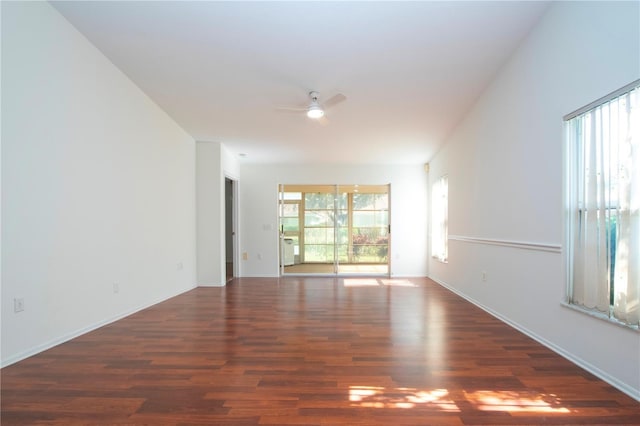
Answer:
[353,227,388,242]
[280,192,302,201]
[352,245,388,263]
[374,194,389,210]
[281,217,299,232]
[281,204,298,217]
[305,211,334,227]
[287,235,300,256]
[305,193,334,209]
[337,227,348,244]
[304,228,334,244]
[337,244,348,262]
[353,193,375,210]
[352,225,389,264]
[375,211,389,226]
[336,210,348,227]
[376,233,389,246]
[304,244,333,262]
[353,211,375,227]
[352,231,371,245]
[335,190,347,266]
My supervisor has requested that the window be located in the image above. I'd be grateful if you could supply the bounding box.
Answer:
[565,80,639,328]
[431,175,448,262]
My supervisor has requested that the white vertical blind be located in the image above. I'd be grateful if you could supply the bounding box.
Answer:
[612,88,639,325]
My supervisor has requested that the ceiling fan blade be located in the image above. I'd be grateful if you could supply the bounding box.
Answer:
[275,105,307,113]
[322,93,346,109]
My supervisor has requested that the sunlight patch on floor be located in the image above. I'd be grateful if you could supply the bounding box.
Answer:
[349,386,571,414]
[464,390,571,413]
[349,386,458,411]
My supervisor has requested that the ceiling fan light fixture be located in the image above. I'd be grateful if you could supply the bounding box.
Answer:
[306,105,324,119]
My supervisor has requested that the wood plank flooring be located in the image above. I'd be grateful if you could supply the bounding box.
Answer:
[2,277,639,425]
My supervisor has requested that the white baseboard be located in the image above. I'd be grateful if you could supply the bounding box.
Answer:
[430,276,640,402]
[197,282,227,287]
[239,274,280,278]
[1,284,197,368]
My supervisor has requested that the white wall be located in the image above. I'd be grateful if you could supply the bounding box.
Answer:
[196,142,239,286]
[1,2,197,366]
[238,164,428,277]
[428,1,640,399]
[196,142,222,286]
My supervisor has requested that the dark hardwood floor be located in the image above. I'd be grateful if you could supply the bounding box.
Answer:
[2,277,639,425]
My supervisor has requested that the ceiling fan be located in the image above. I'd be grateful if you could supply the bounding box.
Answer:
[276,91,346,121]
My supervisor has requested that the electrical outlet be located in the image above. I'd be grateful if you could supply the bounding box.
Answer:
[14,298,24,313]
[176,262,184,270]
[481,271,488,282]
[242,252,248,260]
[113,282,120,294]
[257,253,262,260]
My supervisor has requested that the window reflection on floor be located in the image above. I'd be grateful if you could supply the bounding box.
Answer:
[349,386,571,413]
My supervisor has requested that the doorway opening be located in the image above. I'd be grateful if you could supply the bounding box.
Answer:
[225,177,235,283]
[279,184,390,276]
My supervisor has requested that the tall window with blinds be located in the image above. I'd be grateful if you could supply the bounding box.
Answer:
[565,80,639,328]
[431,175,448,263]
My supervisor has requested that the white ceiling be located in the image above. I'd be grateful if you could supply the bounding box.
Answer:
[52,1,549,165]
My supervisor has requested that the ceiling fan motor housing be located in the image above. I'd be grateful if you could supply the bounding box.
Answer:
[306,91,324,118]
[307,104,324,118]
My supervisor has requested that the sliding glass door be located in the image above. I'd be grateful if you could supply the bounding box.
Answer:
[344,187,389,274]
[279,184,389,276]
